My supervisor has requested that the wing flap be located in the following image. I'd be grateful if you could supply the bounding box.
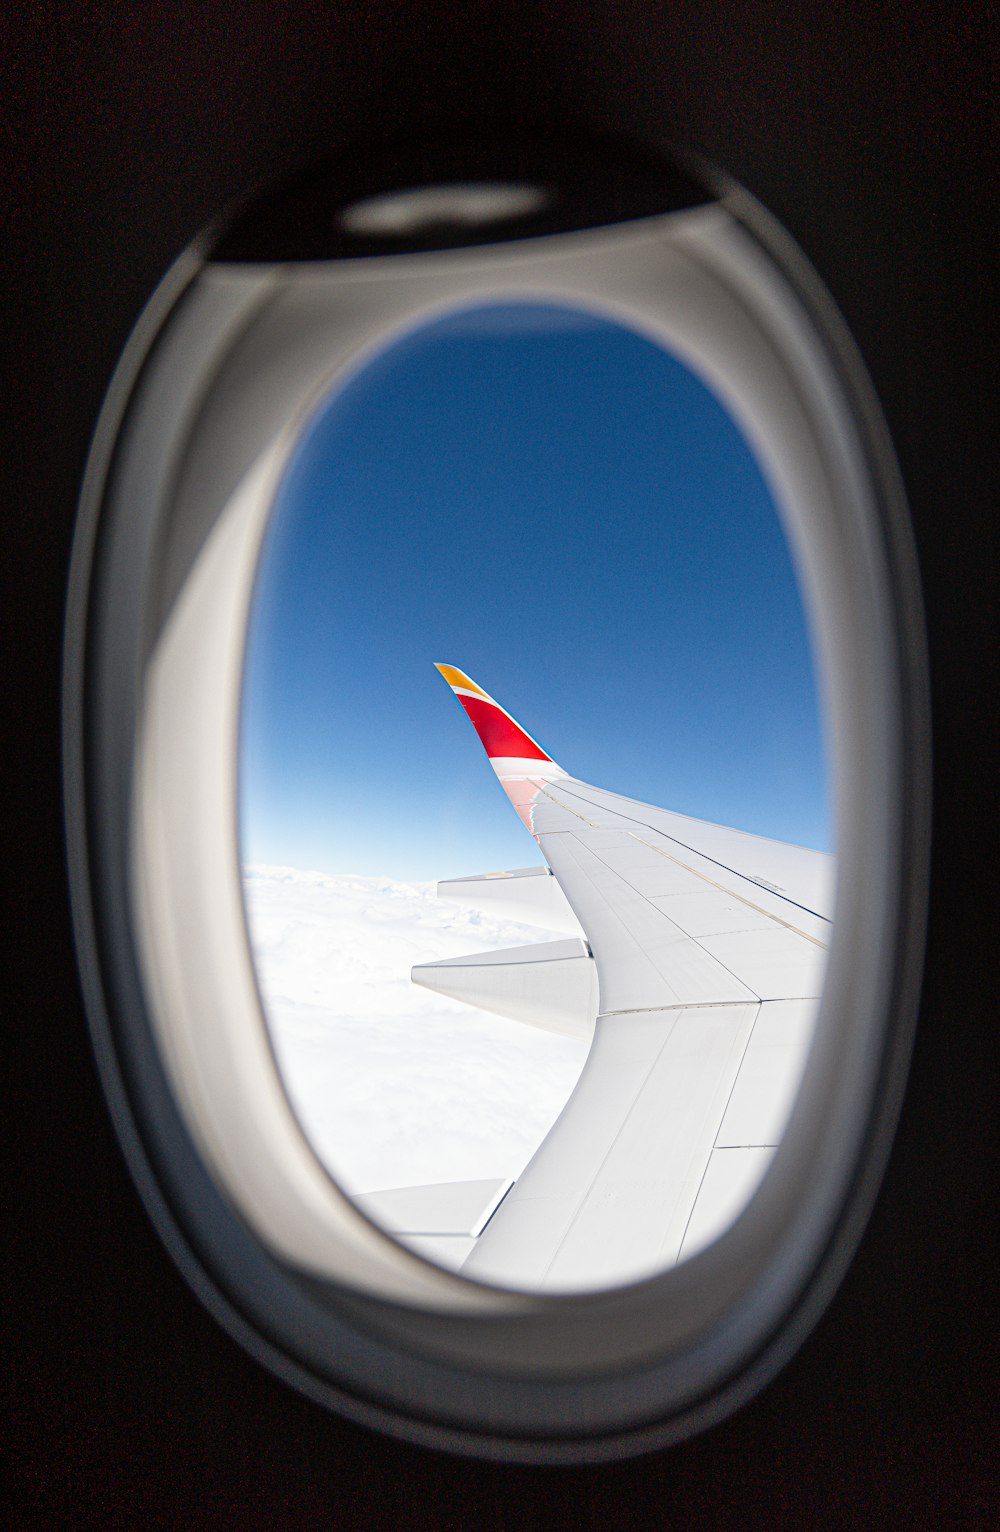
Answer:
[354,1178,515,1275]
[354,1177,513,1237]
[411,938,598,1040]
[715,998,815,1147]
[463,1003,761,1289]
[436,865,583,935]
[678,1147,776,1261]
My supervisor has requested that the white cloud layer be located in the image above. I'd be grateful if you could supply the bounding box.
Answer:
[243,865,589,1197]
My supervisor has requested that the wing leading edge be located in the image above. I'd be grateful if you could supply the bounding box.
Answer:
[412,666,834,1290]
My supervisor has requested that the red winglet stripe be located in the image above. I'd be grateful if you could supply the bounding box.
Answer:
[457,694,552,762]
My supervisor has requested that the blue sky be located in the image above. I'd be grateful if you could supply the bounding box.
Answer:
[240,300,832,880]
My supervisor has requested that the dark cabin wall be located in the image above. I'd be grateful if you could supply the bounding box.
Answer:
[4,5,995,1527]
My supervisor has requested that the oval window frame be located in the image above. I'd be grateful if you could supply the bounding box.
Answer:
[64,142,929,1461]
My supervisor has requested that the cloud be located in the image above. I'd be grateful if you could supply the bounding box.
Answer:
[243,865,588,1197]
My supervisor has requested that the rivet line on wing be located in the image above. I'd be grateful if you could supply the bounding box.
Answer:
[625,832,828,950]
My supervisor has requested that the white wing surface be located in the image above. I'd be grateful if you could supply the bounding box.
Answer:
[354,1179,514,1271]
[411,666,834,1290]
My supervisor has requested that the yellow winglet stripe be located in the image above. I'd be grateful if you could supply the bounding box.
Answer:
[435,664,489,698]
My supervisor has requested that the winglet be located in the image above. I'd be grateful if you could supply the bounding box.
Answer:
[434,664,564,778]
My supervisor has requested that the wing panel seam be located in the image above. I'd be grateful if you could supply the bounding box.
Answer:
[623,833,828,950]
[550,778,832,926]
[541,828,764,1006]
[535,1006,686,1284]
[675,1001,763,1260]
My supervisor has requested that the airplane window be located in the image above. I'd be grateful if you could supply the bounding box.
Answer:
[65,137,928,1458]
[239,300,834,1290]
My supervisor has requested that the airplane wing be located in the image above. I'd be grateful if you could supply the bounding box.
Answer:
[411,666,834,1291]
[353,1178,514,1271]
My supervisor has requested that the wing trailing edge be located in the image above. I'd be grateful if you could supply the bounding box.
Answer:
[437,866,583,935]
[412,937,597,1042]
